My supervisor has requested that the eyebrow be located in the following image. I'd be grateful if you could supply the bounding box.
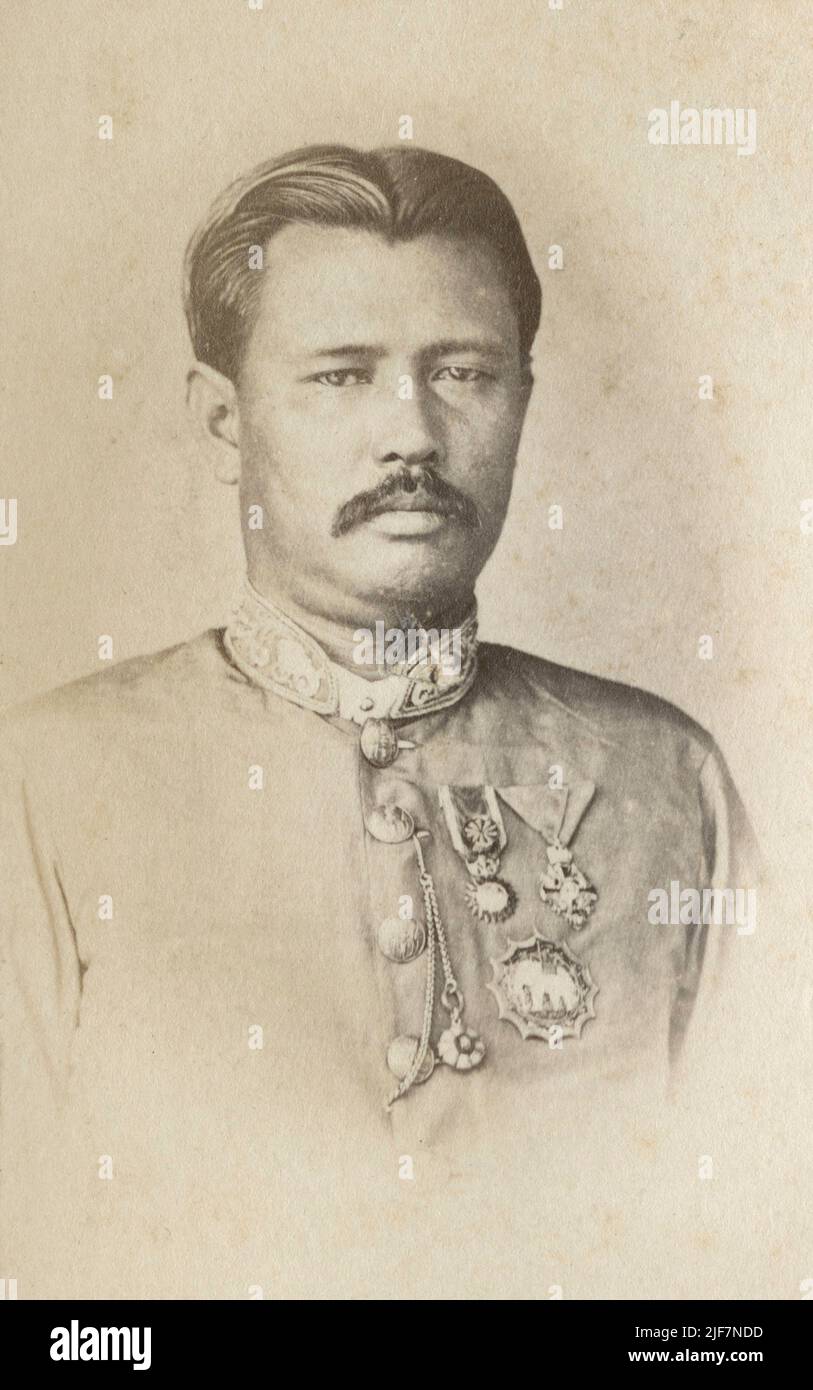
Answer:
[301,338,509,361]
[426,338,509,359]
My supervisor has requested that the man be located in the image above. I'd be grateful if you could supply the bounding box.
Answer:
[1,145,758,1298]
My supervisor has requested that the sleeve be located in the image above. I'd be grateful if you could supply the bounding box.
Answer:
[0,733,84,1294]
[668,739,764,1074]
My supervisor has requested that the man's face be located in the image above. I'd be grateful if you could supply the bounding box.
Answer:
[234,225,532,624]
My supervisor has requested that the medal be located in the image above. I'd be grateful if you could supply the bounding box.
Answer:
[537,838,597,928]
[488,935,598,1042]
[439,785,518,923]
[438,1019,486,1070]
[463,877,516,922]
[494,782,598,929]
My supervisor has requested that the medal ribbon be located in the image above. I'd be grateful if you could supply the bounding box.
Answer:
[438,785,518,924]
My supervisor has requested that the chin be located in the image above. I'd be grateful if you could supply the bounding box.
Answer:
[355,561,477,612]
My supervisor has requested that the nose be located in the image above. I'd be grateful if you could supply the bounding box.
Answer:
[369,388,446,471]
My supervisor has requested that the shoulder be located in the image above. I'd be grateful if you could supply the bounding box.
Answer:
[0,630,230,758]
[476,641,716,765]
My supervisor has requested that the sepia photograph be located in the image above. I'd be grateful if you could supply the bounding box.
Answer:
[1,0,810,1337]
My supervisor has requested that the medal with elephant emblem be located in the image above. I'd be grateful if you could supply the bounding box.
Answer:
[487,935,598,1042]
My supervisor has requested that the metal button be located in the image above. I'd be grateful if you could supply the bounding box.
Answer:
[366,804,415,844]
[386,1035,435,1084]
[377,915,426,963]
[359,716,399,767]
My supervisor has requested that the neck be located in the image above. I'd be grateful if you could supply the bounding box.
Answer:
[245,571,476,675]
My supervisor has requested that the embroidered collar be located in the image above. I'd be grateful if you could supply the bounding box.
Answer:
[224,578,479,726]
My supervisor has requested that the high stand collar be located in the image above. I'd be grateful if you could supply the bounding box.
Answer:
[223,577,479,726]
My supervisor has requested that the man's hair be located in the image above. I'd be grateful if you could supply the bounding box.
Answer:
[183,144,541,383]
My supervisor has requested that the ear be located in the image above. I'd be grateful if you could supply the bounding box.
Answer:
[186,362,242,485]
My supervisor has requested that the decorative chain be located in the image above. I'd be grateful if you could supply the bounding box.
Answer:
[387,833,468,1107]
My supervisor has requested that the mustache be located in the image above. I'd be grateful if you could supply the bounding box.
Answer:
[331,469,481,538]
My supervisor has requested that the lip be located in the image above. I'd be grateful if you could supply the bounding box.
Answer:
[371,495,448,514]
[365,510,450,536]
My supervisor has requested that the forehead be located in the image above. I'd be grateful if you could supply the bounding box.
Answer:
[244,225,520,358]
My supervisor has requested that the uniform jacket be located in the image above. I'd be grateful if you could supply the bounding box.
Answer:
[0,588,760,1297]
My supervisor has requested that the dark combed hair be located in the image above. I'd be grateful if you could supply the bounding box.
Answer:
[183,144,542,382]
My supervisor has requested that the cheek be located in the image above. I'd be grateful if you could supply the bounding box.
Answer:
[452,403,521,503]
[239,413,361,548]
[239,405,319,506]
[241,394,303,462]
[241,385,368,474]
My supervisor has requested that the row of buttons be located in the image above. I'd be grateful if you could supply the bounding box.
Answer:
[368,803,427,964]
[361,720,431,1081]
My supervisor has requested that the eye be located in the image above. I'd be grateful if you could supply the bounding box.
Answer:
[310,368,373,387]
[433,366,491,383]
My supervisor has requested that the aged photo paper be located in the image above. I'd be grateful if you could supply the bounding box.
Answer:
[1,0,810,1304]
